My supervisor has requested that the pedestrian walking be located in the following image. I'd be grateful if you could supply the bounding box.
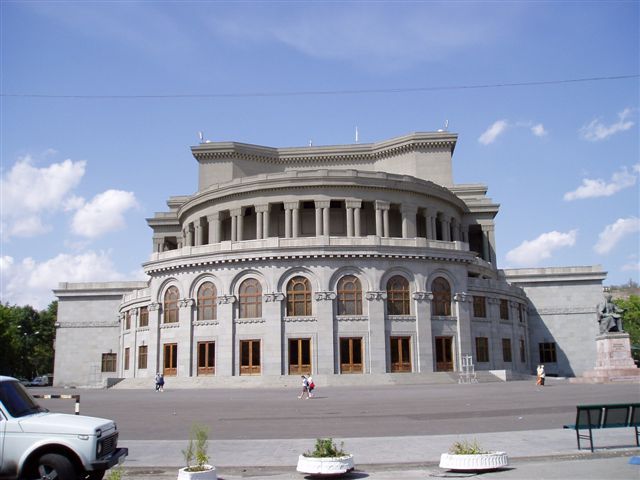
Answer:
[536,365,545,386]
[155,372,162,391]
[308,376,315,397]
[298,375,310,399]
[157,373,165,392]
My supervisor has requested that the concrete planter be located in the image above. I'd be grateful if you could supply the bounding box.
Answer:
[439,452,508,471]
[177,465,217,480]
[296,454,355,476]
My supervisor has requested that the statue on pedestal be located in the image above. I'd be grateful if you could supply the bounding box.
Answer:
[597,293,624,334]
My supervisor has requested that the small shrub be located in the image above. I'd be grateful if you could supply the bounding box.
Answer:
[304,438,347,458]
[449,439,486,455]
[106,466,123,480]
[182,423,211,472]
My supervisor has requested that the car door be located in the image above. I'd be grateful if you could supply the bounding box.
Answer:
[0,412,6,473]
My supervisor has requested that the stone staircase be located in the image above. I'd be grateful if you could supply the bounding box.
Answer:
[111,370,508,389]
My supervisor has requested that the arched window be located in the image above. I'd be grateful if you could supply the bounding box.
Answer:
[163,286,180,323]
[432,277,451,316]
[239,278,262,318]
[337,275,362,315]
[287,276,312,316]
[197,282,217,321]
[386,275,410,315]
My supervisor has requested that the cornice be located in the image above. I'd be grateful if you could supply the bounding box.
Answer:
[143,248,477,275]
[190,132,457,164]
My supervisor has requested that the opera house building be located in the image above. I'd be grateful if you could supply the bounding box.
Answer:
[53,132,605,387]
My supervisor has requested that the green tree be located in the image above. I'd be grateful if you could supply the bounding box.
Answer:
[614,295,640,362]
[0,301,57,378]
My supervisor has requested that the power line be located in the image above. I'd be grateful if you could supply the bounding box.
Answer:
[1,74,637,99]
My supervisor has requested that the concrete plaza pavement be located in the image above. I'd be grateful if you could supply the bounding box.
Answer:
[33,379,640,479]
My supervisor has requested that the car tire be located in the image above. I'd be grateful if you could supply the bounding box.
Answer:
[36,453,76,480]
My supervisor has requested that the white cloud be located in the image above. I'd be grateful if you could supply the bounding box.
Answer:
[564,164,638,201]
[506,230,577,266]
[0,156,86,239]
[531,123,547,137]
[71,190,138,238]
[0,251,126,309]
[579,108,635,141]
[478,120,509,145]
[622,260,640,272]
[594,217,640,255]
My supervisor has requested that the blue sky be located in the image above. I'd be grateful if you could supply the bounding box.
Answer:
[1,1,638,309]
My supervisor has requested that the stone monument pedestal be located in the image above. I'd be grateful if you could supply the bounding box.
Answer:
[576,333,640,383]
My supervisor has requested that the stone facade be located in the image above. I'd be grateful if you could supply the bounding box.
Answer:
[53,132,606,386]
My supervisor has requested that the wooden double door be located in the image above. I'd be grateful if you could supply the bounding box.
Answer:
[340,337,363,373]
[240,339,261,375]
[390,336,412,372]
[163,343,177,376]
[435,336,454,372]
[289,338,312,375]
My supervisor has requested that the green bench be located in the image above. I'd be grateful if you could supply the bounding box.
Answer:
[563,403,640,452]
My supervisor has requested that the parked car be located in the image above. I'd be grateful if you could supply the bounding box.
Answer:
[28,375,50,387]
[0,376,127,480]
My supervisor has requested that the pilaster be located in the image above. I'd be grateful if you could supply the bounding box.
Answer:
[366,291,387,373]
[413,291,434,372]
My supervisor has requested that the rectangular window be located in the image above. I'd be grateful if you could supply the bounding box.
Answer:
[518,304,525,323]
[502,338,512,363]
[124,311,131,330]
[124,347,130,370]
[473,296,487,318]
[475,337,489,363]
[539,342,557,363]
[197,341,215,375]
[139,306,149,327]
[101,353,117,372]
[138,345,148,369]
[519,339,526,363]
[499,299,509,320]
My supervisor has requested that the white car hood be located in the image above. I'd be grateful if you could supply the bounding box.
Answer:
[18,412,115,436]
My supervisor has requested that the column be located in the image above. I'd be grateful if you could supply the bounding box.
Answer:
[216,296,236,376]
[314,291,336,374]
[401,205,417,239]
[354,205,361,237]
[315,204,323,236]
[461,222,469,243]
[323,205,330,236]
[375,200,389,237]
[414,292,434,372]
[262,293,285,375]
[346,200,361,237]
[237,208,244,241]
[424,208,433,240]
[486,225,497,267]
[177,298,194,376]
[284,201,299,238]
[255,205,270,240]
[366,291,387,373]
[147,303,161,375]
[284,206,292,238]
[482,226,491,263]
[230,208,243,241]
[185,224,193,247]
[194,221,202,246]
[292,205,300,238]
[454,293,472,372]
[207,212,221,244]
[262,205,270,238]
[441,215,451,241]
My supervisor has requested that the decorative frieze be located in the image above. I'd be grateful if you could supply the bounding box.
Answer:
[454,292,470,303]
[336,315,368,322]
[365,291,387,301]
[159,322,180,330]
[57,321,119,328]
[264,292,285,302]
[217,295,236,304]
[148,302,161,312]
[284,316,317,323]
[315,291,336,301]
[388,315,416,322]
[192,320,219,326]
[412,291,433,302]
[233,318,266,324]
[178,298,194,308]
[533,306,597,315]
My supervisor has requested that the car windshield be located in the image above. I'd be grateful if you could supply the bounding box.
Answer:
[0,380,46,417]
